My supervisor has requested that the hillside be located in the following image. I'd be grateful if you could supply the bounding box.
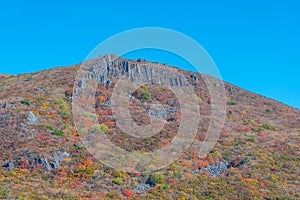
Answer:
[0,55,299,199]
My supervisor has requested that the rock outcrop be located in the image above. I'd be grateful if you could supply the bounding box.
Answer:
[84,55,189,87]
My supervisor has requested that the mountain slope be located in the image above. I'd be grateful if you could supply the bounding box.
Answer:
[0,55,299,199]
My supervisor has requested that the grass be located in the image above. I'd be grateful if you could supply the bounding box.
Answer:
[244,119,256,125]
[251,124,276,132]
[0,76,17,92]
[262,124,277,131]
[54,98,71,118]
[251,127,265,132]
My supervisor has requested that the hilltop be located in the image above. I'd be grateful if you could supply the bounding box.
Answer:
[0,55,299,199]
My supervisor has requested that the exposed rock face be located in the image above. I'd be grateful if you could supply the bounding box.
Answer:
[36,158,51,171]
[77,78,85,88]
[27,111,39,124]
[36,152,70,171]
[85,55,189,87]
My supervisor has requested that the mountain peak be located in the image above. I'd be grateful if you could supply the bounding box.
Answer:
[0,56,299,199]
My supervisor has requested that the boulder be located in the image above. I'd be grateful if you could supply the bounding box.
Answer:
[135,183,152,194]
[203,161,228,177]
[2,102,8,108]
[56,151,70,161]
[35,87,47,92]
[27,112,39,124]
[4,161,14,171]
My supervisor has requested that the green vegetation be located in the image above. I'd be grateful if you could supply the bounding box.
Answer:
[243,119,256,125]
[89,124,108,134]
[113,170,124,178]
[265,108,271,113]
[137,105,142,110]
[173,171,182,179]
[158,184,170,190]
[54,98,70,119]
[251,124,276,132]
[52,130,64,136]
[250,153,259,159]
[51,181,57,188]
[238,157,250,166]
[262,124,276,131]
[112,178,123,185]
[64,124,71,130]
[20,99,30,106]
[46,126,54,131]
[208,151,222,158]
[75,166,94,179]
[141,91,151,101]
[100,123,108,132]
[73,144,85,151]
[248,136,257,142]
[227,100,237,105]
[0,188,9,198]
[150,172,164,184]
[251,127,265,132]
[60,109,71,118]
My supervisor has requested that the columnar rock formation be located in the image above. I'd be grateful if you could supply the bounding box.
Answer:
[84,54,190,88]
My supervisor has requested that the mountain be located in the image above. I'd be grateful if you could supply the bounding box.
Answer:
[0,55,299,199]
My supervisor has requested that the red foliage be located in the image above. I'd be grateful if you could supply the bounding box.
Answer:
[123,190,134,198]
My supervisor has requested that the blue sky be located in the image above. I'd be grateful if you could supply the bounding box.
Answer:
[0,0,299,109]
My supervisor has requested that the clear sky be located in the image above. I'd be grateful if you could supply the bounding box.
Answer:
[0,0,299,109]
